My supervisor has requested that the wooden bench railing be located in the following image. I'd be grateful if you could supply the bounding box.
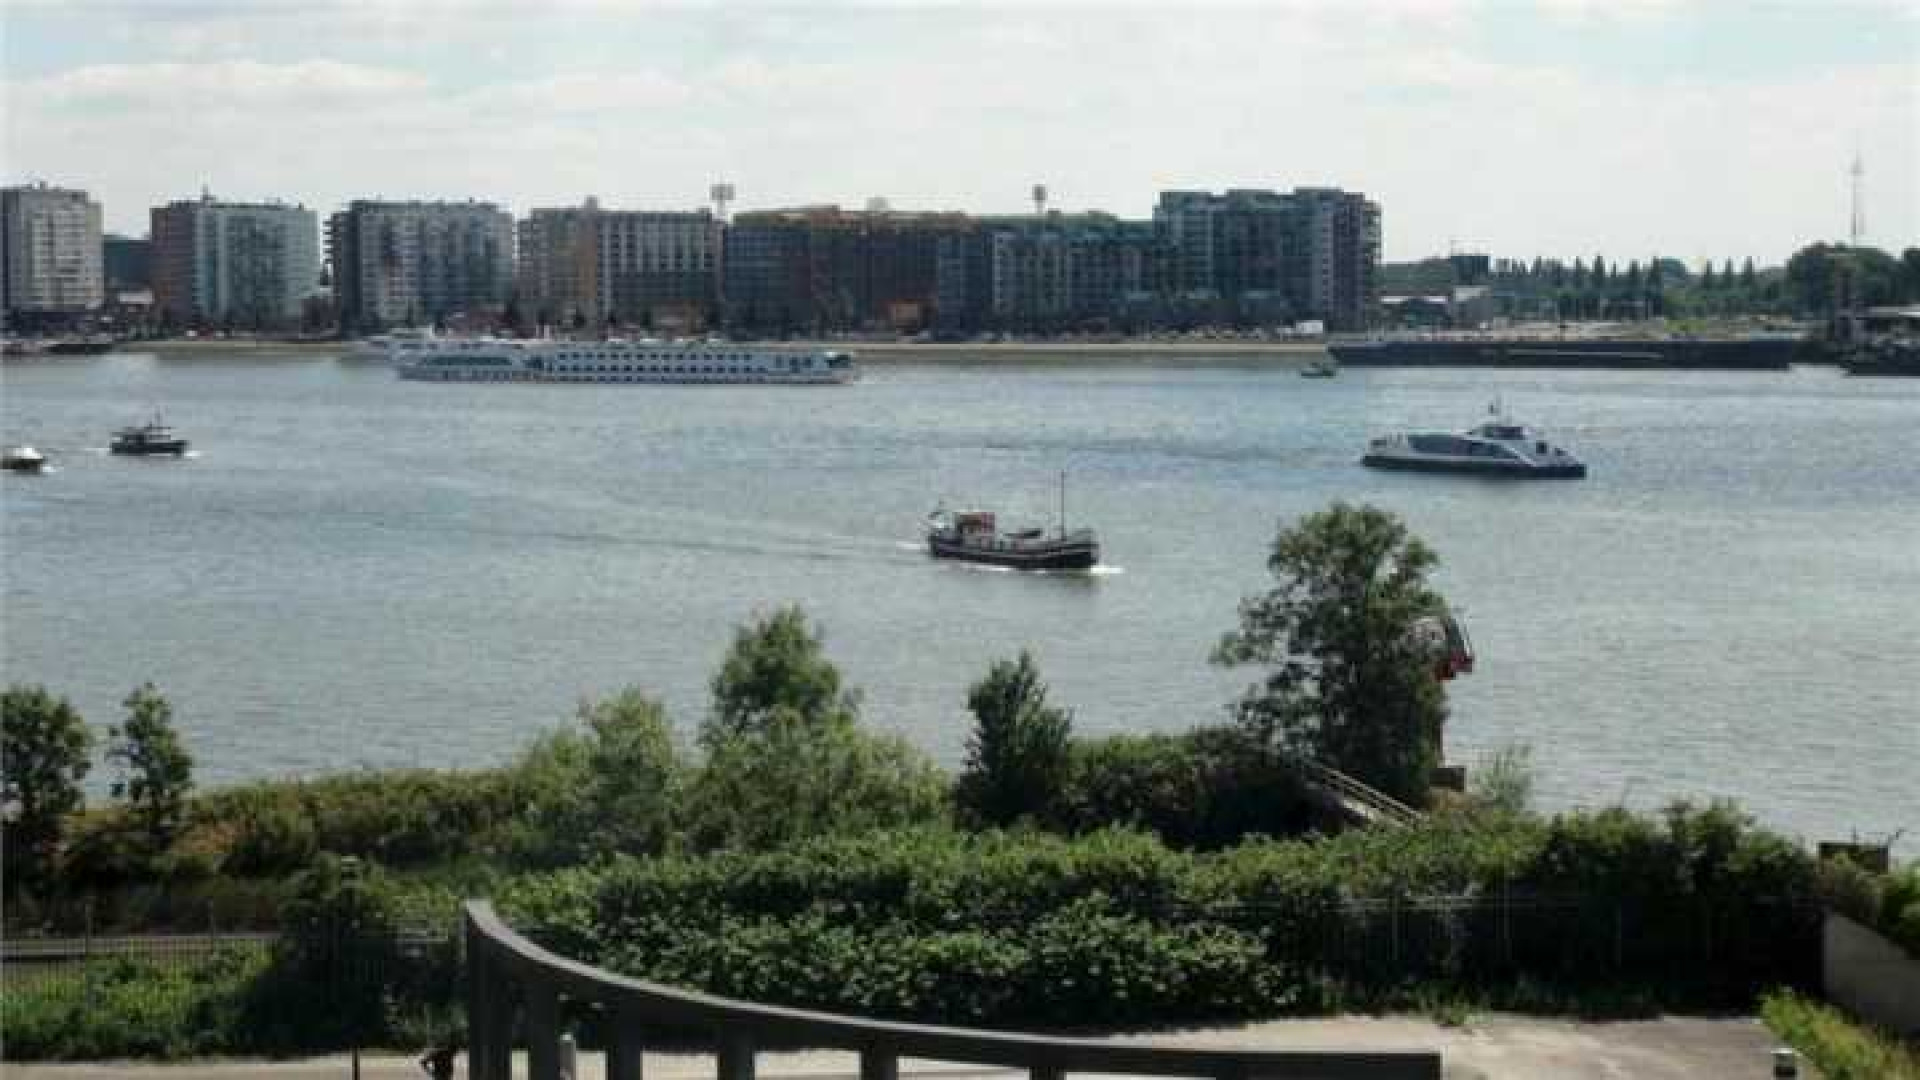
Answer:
[464,901,1441,1080]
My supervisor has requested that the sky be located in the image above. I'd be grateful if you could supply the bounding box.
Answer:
[2,0,1915,264]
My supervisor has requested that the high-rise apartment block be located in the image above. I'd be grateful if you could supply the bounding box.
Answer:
[327,200,513,332]
[935,213,1160,333]
[1153,187,1379,330]
[2,183,104,326]
[150,193,319,330]
[518,199,719,330]
[723,207,971,334]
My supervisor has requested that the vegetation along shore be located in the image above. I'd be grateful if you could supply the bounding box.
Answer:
[4,504,1914,1069]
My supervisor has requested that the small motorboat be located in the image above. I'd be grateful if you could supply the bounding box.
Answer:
[110,415,190,456]
[1301,358,1338,377]
[926,472,1099,571]
[2,446,48,473]
[1362,399,1586,478]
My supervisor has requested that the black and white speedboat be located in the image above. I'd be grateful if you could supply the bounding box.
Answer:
[3,446,48,473]
[110,415,190,456]
[926,474,1100,571]
[1362,401,1586,478]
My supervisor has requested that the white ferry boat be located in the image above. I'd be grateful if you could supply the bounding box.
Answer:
[393,338,857,385]
[1362,400,1587,478]
[352,327,438,362]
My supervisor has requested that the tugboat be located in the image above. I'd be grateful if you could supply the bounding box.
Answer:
[927,473,1100,571]
[1362,400,1586,478]
[110,415,190,456]
[2,446,48,473]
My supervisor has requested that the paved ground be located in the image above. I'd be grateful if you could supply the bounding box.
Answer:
[6,1014,1807,1080]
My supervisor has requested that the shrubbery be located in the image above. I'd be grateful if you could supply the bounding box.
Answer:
[1818,856,1920,958]
[1763,989,1920,1080]
[2,858,464,1059]
[1060,726,1312,849]
[495,804,1820,1029]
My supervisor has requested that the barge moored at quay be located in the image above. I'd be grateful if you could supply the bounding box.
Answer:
[1327,334,1803,370]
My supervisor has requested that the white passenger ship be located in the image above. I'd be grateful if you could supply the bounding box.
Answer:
[1362,400,1587,478]
[391,338,858,384]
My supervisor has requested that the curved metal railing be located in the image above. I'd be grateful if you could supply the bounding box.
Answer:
[464,900,1440,1080]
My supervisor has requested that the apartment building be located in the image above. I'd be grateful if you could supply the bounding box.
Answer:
[1,183,104,326]
[518,198,719,330]
[150,193,319,330]
[328,200,513,332]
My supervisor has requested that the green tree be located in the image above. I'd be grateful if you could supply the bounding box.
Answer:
[1,685,94,889]
[685,717,948,851]
[1213,503,1449,805]
[955,652,1074,828]
[508,688,681,865]
[705,606,859,746]
[1784,244,1901,316]
[107,683,194,844]
[581,689,679,854]
[1902,247,1920,302]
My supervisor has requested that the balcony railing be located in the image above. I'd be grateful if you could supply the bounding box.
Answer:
[463,900,1442,1080]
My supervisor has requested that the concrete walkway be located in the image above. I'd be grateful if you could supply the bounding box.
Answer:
[6,1014,1807,1080]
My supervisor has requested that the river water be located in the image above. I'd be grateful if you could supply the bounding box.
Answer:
[3,348,1915,851]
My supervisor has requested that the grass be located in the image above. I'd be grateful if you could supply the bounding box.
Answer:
[1761,989,1920,1080]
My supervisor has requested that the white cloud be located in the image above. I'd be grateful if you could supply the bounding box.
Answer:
[4,4,1913,261]
[19,59,429,108]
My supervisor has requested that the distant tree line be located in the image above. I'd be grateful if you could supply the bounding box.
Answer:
[1386,243,1920,322]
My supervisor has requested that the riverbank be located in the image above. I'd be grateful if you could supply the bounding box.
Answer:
[119,338,1329,363]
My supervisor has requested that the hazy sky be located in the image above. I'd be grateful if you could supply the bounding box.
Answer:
[4,0,1914,263]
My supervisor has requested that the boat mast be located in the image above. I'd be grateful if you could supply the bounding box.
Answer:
[1059,470,1067,538]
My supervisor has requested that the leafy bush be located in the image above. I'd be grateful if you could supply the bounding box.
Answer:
[498,809,1815,1030]
[682,719,948,852]
[1881,864,1920,956]
[503,691,683,867]
[1061,726,1311,848]
[955,652,1073,829]
[1762,989,1920,1080]
[1,948,269,1059]
[1,684,93,894]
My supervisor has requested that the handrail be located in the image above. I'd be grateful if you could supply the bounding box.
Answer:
[1295,760,1421,827]
[464,901,1441,1080]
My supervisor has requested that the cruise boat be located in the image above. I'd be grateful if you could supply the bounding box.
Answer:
[925,475,1099,571]
[1362,401,1586,478]
[352,327,438,362]
[393,338,857,384]
[110,415,190,456]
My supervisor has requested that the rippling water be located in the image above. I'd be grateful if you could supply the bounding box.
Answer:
[3,348,1916,851]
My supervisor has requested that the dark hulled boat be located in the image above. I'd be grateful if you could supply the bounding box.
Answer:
[3,446,48,473]
[47,337,115,356]
[926,475,1099,571]
[110,416,189,456]
[1842,340,1920,376]
[1328,335,1800,370]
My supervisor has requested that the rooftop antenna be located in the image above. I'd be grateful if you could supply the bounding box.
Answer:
[709,182,736,222]
[1032,183,1048,217]
[1849,151,1865,246]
